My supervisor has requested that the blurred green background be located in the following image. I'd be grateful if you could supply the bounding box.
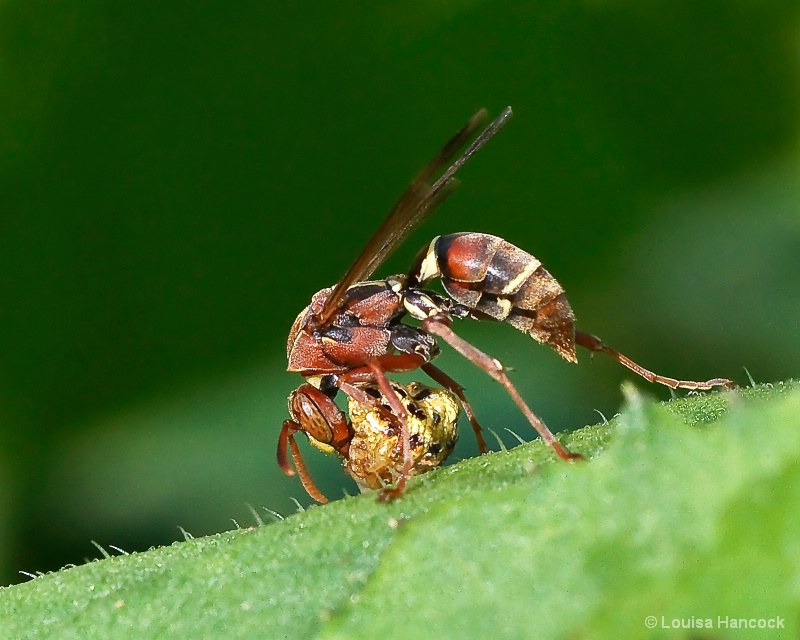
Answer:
[1,0,799,586]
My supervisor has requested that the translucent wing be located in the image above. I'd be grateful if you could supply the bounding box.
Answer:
[315,106,513,328]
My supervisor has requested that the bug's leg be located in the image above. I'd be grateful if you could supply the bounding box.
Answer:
[574,331,736,391]
[422,316,581,461]
[366,361,415,502]
[337,353,429,426]
[277,419,296,476]
[421,362,487,454]
[277,420,329,504]
[279,384,353,504]
[339,354,429,380]
[337,353,428,501]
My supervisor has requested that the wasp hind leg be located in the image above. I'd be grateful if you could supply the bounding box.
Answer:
[574,331,736,391]
[422,316,582,461]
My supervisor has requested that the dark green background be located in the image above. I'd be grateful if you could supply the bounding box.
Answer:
[1,0,799,586]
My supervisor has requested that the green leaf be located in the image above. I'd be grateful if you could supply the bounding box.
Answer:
[2,382,798,639]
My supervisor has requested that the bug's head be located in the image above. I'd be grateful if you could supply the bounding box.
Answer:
[286,286,333,360]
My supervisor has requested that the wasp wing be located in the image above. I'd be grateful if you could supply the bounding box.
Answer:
[315,106,513,328]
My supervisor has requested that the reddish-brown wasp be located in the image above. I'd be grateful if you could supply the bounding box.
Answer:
[278,107,734,503]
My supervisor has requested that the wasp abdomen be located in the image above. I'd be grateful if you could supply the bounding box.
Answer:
[432,232,577,362]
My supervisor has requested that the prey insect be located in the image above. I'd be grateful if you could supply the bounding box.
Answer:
[278,106,734,503]
[301,381,460,499]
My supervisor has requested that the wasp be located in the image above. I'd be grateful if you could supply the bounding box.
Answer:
[278,107,734,503]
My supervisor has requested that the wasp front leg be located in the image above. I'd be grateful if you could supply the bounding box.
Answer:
[277,419,330,504]
[335,353,429,501]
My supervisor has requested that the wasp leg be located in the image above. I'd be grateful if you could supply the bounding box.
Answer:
[277,420,296,476]
[337,354,428,381]
[277,420,329,504]
[336,353,429,427]
[336,354,428,501]
[421,362,487,454]
[366,362,414,502]
[574,331,736,391]
[422,316,581,461]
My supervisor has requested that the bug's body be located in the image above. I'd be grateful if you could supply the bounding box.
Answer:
[411,233,577,362]
[279,377,459,503]
[330,381,459,491]
[277,108,734,504]
[287,283,400,374]
[287,232,577,376]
